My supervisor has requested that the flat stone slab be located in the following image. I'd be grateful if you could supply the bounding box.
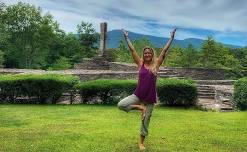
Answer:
[214,85,234,94]
[0,68,138,74]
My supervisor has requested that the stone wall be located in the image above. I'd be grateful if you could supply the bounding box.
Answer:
[109,62,226,80]
[73,71,138,81]
[165,67,225,80]
[0,68,46,74]
[74,57,110,70]
[109,62,137,71]
[0,62,227,81]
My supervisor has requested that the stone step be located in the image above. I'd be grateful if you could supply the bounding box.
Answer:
[158,70,178,73]
[171,77,186,79]
[195,80,235,85]
[198,95,215,98]
[198,90,215,93]
[160,74,180,77]
[159,68,176,72]
[198,102,215,105]
[197,92,215,95]
[158,75,182,78]
[221,98,231,102]
[197,89,214,92]
[196,86,214,90]
[197,87,214,90]
[198,90,214,93]
[198,95,215,99]
[198,94,214,98]
[220,106,234,111]
[198,92,215,95]
[221,102,233,106]
[197,88,214,90]
[197,86,214,92]
[197,98,216,110]
[197,85,213,88]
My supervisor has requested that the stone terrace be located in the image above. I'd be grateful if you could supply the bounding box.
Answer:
[0,63,235,112]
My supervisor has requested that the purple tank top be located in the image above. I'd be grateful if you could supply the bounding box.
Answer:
[134,64,157,103]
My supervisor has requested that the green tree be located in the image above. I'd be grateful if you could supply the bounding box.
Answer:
[215,43,240,69]
[200,36,218,68]
[229,47,247,69]
[114,38,130,62]
[182,44,199,67]
[118,38,127,52]
[2,2,43,68]
[62,33,85,63]
[48,56,71,70]
[0,2,84,70]
[77,21,98,57]
[0,2,63,68]
[165,45,184,67]
[200,36,241,74]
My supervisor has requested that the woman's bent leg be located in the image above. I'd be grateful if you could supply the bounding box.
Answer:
[117,94,140,112]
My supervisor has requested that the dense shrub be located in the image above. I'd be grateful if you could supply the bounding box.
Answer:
[76,78,197,106]
[224,68,247,79]
[76,79,136,104]
[234,77,247,110]
[157,78,197,106]
[0,74,79,104]
[48,57,72,70]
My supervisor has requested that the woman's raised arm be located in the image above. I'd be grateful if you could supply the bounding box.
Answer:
[157,28,177,68]
[122,29,142,66]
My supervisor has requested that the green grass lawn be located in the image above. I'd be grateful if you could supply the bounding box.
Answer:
[0,105,246,152]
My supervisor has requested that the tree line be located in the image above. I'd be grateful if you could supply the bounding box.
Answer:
[113,36,247,78]
[0,2,98,70]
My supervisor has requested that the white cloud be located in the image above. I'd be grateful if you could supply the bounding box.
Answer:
[2,0,247,46]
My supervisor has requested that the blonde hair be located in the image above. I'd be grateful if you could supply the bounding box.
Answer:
[142,46,157,75]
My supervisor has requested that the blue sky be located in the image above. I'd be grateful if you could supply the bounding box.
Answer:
[3,0,247,46]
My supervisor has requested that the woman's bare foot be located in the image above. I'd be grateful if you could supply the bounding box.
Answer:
[141,105,146,121]
[139,143,146,150]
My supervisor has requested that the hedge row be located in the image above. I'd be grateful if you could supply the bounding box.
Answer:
[234,77,247,110]
[0,74,197,106]
[0,74,79,104]
[76,78,198,106]
[157,79,197,106]
[75,79,136,104]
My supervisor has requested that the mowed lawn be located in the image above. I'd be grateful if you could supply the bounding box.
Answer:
[0,105,246,152]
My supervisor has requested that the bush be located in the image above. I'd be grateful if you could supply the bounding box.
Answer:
[76,79,136,104]
[0,74,79,104]
[157,78,197,106]
[48,57,72,70]
[0,50,4,67]
[76,78,197,106]
[234,77,247,110]
[224,68,247,79]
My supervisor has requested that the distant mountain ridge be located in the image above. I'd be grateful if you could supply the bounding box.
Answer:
[107,30,241,49]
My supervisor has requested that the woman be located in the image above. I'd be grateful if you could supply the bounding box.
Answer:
[118,28,176,150]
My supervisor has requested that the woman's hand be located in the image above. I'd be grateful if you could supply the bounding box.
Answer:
[171,28,177,38]
[122,29,128,38]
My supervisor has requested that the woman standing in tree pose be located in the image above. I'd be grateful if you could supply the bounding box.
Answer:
[118,28,177,150]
